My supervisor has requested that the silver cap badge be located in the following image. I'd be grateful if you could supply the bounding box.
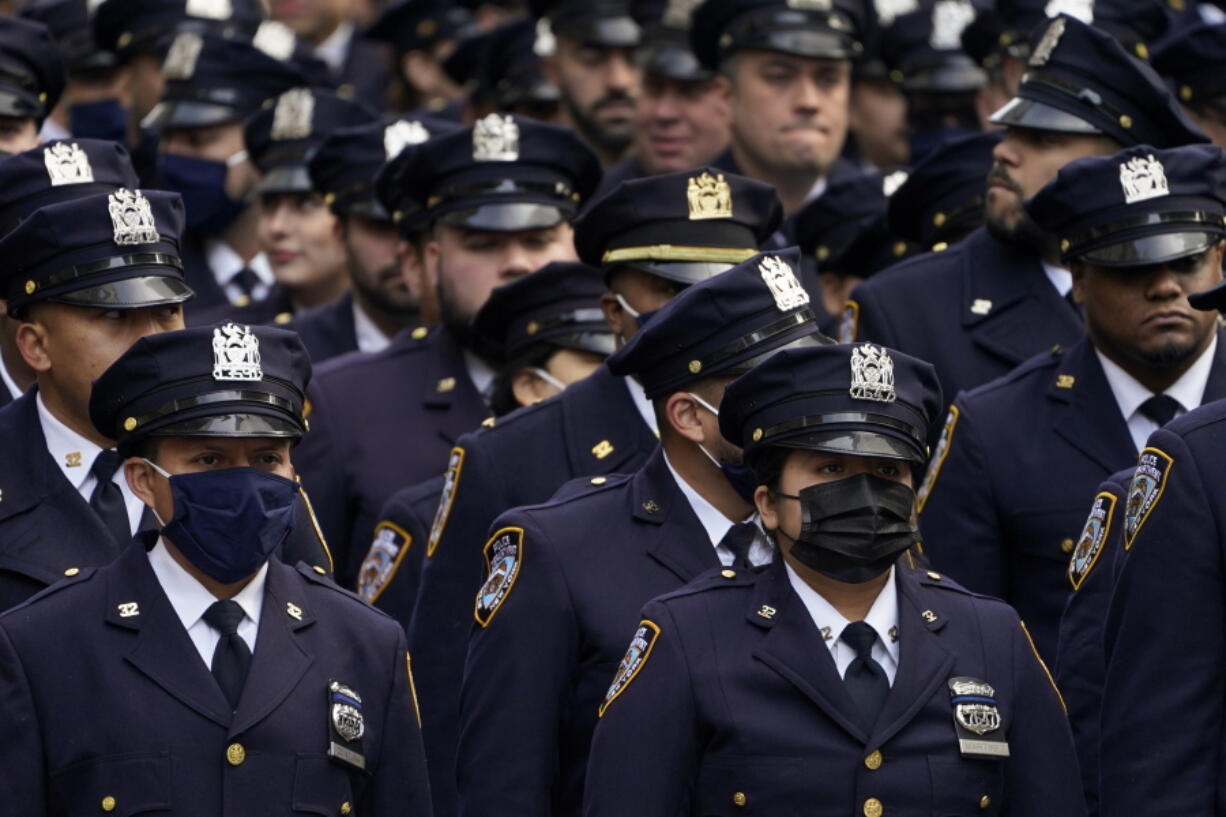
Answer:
[385,120,430,159]
[533,18,557,57]
[44,142,95,186]
[186,0,231,19]
[663,0,701,27]
[929,0,976,50]
[850,344,897,403]
[271,88,315,141]
[1120,154,1169,204]
[254,21,296,61]
[472,114,519,162]
[212,322,263,382]
[1028,17,1066,66]
[759,255,810,311]
[108,188,160,246]
[163,32,203,81]
[874,0,919,26]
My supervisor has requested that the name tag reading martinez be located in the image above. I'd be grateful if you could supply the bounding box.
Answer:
[947,676,1010,759]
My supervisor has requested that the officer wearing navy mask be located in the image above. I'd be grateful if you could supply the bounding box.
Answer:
[845,15,1209,406]
[585,343,1086,817]
[457,247,828,817]
[0,323,431,814]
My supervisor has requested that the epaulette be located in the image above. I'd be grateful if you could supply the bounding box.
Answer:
[654,565,759,604]
[960,344,1066,401]
[0,567,97,617]
[910,567,996,600]
[295,561,393,616]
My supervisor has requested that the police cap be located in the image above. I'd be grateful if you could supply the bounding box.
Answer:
[1152,22,1226,112]
[530,0,641,49]
[0,16,66,121]
[796,170,914,276]
[0,139,141,236]
[93,0,266,62]
[888,130,1001,248]
[689,0,866,71]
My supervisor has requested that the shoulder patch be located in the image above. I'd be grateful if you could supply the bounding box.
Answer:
[839,300,860,343]
[1123,447,1173,550]
[598,619,661,717]
[358,521,412,604]
[917,405,960,513]
[474,526,523,627]
[427,447,465,558]
[1068,492,1117,590]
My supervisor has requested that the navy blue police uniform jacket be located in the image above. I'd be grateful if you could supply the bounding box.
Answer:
[0,537,431,816]
[179,235,238,317]
[457,447,732,817]
[1098,400,1226,816]
[917,331,1226,660]
[406,364,657,817]
[584,560,1087,817]
[846,227,1085,414]
[294,324,489,587]
[0,390,336,610]
[1054,467,1131,817]
[289,292,363,365]
[337,34,391,112]
[186,285,297,329]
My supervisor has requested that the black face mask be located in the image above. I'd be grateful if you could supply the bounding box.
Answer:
[776,473,918,583]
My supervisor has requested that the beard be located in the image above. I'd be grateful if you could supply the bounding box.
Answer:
[564,92,635,155]
[984,169,1058,258]
[437,276,504,364]
[350,255,418,318]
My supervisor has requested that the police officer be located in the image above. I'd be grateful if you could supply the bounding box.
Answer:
[0,15,66,155]
[365,0,471,116]
[358,261,614,616]
[149,23,331,315]
[298,116,456,363]
[457,247,826,817]
[0,323,431,814]
[846,15,1208,405]
[689,0,865,216]
[1096,270,1226,814]
[1152,22,1226,149]
[405,166,781,817]
[533,0,642,166]
[269,0,390,110]
[294,114,601,580]
[919,143,1226,660]
[585,342,1086,817]
[212,86,376,327]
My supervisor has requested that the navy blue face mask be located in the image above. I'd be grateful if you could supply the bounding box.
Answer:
[146,461,298,584]
[157,153,248,236]
[69,98,128,143]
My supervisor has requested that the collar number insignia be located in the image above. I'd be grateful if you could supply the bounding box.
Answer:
[186,0,231,18]
[271,88,315,141]
[212,322,263,381]
[117,601,139,617]
[850,344,897,403]
[65,451,82,468]
[254,21,296,61]
[472,113,519,161]
[45,142,94,186]
[759,255,810,311]
[1028,17,1066,66]
[599,619,661,717]
[1119,154,1169,204]
[929,0,976,50]
[108,188,160,245]
[385,120,430,159]
[427,447,465,557]
[285,602,303,620]
[1069,491,1117,590]
[687,171,733,220]
[948,677,1010,758]
[163,32,202,80]
[1123,447,1173,550]
[474,526,523,627]
[327,680,367,770]
[358,521,410,603]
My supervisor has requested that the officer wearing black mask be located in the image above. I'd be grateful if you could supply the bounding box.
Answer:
[584,342,1085,817]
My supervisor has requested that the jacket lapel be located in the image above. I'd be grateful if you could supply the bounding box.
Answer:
[562,366,658,474]
[1050,339,1137,471]
[420,328,489,444]
[635,449,722,582]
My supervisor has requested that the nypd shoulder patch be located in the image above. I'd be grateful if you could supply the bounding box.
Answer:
[357,521,412,603]
[1123,447,1174,551]
[599,619,661,718]
[916,405,960,513]
[1068,491,1116,591]
[427,447,465,557]
[474,527,524,627]
[838,300,860,343]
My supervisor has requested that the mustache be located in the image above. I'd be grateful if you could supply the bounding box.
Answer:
[986,166,1024,196]
[592,92,635,112]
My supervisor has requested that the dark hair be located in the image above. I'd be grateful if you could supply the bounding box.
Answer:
[122,436,162,462]
[745,445,792,492]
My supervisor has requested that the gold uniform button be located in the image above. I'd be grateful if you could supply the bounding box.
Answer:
[411,326,429,340]
[313,565,327,574]
[64,567,80,577]
[980,794,992,808]
[274,312,293,325]
[235,294,251,308]
[123,417,138,432]
[1060,538,1075,554]
[732,792,747,807]
[721,569,737,579]
[226,742,246,766]
[926,571,941,580]
[864,749,883,770]
[864,797,883,817]
[101,796,116,812]
[340,802,353,815]
[590,476,607,485]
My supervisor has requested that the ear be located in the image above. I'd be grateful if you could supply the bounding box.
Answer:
[664,391,706,442]
[1070,262,1086,305]
[124,457,158,509]
[14,319,51,373]
[511,367,548,407]
[599,291,630,340]
[754,484,778,531]
[711,73,733,106]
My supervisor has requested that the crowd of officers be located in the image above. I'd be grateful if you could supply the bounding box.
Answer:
[0,0,1225,812]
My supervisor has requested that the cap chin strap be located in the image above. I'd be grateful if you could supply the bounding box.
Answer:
[530,367,567,391]
[141,457,171,527]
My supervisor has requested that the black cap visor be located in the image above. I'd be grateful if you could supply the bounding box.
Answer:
[143,99,245,131]
[902,61,988,94]
[618,259,740,285]
[0,87,43,120]
[989,96,1102,134]
[1075,230,1222,268]
[254,165,315,195]
[437,201,568,232]
[150,412,304,439]
[772,427,925,463]
[556,16,641,49]
[730,25,858,62]
[47,275,194,310]
[640,44,711,82]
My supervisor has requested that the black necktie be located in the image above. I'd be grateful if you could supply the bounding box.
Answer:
[719,522,757,568]
[89,449,131,546]
[1138,394,1182,427]
[203,599,252,711]
[231,267,259,297]
[841,621,890,730]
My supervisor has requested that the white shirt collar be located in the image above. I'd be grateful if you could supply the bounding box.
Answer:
[785,561,900,681]
[0,351,23,401]
[623,375,660,435]
[314,20,353,72]
[37,392,106,492]
[802,174,829,206]
[1097,334,1216,425]
[662,449,737,547]
[463,349,497,403]
[352,300,391,354]
[205,239,275,303]
[39,119,71,143]
[1042,261,1072,297]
